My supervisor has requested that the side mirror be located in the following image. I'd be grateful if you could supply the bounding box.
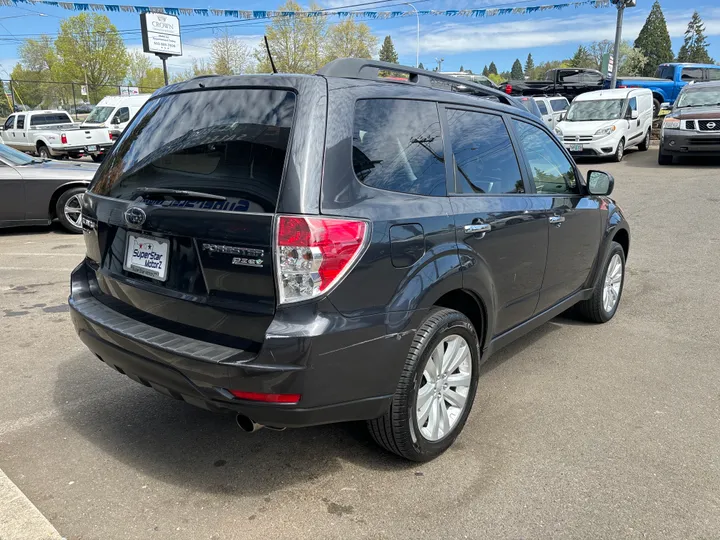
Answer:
[559,112,566,121]
[630,109,639,120]
[659,103,671,116]
[587,170,614,196]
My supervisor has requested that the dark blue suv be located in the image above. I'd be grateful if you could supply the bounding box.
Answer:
[70,59,630,461]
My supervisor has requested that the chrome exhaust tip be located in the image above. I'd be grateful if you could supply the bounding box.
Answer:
[236,414,264,433]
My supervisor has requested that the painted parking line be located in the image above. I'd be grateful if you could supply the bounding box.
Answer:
[0,467,63,540]
[0,267,76,272]
[0,253,83,257]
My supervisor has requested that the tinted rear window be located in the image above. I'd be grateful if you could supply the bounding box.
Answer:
[352,99,446,197]
[30,113,73,126]
[91,89,296,213]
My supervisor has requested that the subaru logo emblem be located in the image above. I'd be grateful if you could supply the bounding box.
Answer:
[124,207,146,228]
[707,122,716,129]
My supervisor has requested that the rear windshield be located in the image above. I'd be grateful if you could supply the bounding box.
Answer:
[91,89,296,213]
[30,113,73,126]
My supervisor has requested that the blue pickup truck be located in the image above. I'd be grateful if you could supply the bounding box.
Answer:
[610,63,720,116]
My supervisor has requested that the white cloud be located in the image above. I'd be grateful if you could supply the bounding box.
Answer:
[391,8,720,55]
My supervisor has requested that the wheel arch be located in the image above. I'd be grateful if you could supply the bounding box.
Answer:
[433,289,489,354]
[48,181,89,219]
[612,227,630,259]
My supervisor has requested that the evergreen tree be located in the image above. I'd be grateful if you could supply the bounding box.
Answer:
[459,64,464,72]
[634,1,674,76]
[568,45,594,68]
[677,11,714,63]
[510,58,524,79]
[488,61,498,75]
[378,35,399,64]
[418,61,425,70]
[482,65,489,76]
[524,53,534,77]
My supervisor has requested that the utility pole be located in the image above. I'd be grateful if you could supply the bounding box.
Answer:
[609,0,637,89]
[405,3,420,68]
[435,57,444,72]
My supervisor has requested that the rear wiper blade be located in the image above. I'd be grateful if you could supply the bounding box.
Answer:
[135,187,227,201]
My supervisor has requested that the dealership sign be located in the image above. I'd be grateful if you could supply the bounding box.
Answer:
[140,13,182,57]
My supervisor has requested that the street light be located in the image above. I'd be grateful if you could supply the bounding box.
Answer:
[609,0,637,89]
[405,2,420,68]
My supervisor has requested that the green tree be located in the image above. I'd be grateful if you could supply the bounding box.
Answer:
[138,67,165,91]
[482,65,489,76]
[211,28,252,75]
[618,41,648,76]
[524,53,534,76]
[488,73,504,85]
[459,64,464,72]
[510,58,524,79]
[568,45,594,68]
[127,50,152,86]
[418,61,425,70]
[9,64,46,109]
[379,35,398,64]
[488,61,497,75]
[53,13,128,103]
[325,19,377,62]
[589,40,613,71]
[677,11,714,63]
[633,0,674,76]
[255,1,328,73]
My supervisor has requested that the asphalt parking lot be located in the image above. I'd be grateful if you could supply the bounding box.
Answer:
[1,147,719,539]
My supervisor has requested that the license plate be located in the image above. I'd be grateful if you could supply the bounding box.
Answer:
[569,144,583,152]
[123,234,169,281]
[86,145,97,152]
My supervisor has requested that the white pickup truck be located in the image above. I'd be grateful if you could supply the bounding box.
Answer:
[0,110,113,162]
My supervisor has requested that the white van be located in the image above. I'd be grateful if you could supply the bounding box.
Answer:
[554,88,653,162]
[81,94,151,134]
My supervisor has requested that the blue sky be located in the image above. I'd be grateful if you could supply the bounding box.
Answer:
[0,0,718,79]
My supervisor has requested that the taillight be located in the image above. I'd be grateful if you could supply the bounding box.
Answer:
[276,215,368,304]
[505,84,512,94]
[61,133,67,144]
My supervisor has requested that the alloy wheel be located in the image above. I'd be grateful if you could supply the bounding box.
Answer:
[602,253,623,313]
[63,193,83,230]
[415,335,472,442]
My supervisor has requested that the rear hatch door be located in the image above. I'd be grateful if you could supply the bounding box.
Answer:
[82,84,307,349]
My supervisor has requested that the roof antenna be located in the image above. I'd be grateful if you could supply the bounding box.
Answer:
[264,36,278,74]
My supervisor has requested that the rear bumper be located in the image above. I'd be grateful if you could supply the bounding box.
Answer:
[51,143,113,155]
[69,262,417,428]
[661,130,720,155]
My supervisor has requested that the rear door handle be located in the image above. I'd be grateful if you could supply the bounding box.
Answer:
[549,215,565,225]
[464,223,491,234]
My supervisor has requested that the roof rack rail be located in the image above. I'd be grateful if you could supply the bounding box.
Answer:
[318,58,520,109]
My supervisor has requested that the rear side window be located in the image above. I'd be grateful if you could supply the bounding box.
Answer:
[91,89,296,213]
[352,99,446,197]
[550,99,568,112]
[447,109,524,195]
[16,115,25,129]
[681,68,703,81]
[536,100,548,115]
[557,70,582,84]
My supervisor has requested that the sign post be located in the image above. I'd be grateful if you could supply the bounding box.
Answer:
[140,13,182,86]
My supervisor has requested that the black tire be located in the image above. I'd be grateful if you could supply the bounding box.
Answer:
[91,154,104,163]
[55,187,85,234]
[37,144,51,159]
[638,129,651,151]
[612,138,625,162]
[657,147,673,165]
[575,241,625,323]
[367,308,480,462]
[652,98,661,118]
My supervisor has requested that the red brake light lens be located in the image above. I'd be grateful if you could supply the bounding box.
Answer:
[276,216,368,304]
[61,133,68,144]
[505,84,512,94]
[229,390,301,404]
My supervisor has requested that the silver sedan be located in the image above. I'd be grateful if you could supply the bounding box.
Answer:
[0,144,99,233]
